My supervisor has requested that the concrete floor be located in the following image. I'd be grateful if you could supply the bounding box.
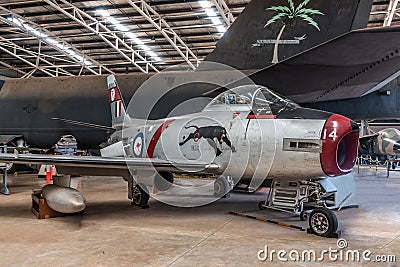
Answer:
[0,168,399,266]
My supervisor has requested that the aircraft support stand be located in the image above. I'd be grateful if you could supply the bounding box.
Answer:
[258,179,339,238]
[0,145,9,195]
[0,167,9,195]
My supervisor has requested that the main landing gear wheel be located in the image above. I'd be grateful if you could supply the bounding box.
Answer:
[214,176,229,198]
[308,207,338,237]
[131,183,149,209]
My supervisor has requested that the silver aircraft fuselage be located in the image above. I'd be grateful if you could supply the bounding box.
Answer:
[107,85,359,182]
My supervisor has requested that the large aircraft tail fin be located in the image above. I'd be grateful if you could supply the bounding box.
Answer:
[107,75,127,127]
[204,0,373,70]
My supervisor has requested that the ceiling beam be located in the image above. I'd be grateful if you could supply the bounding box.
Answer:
[0,6,109,75]
[0,59,27,76]
[17,5,246,22]
[0,36,75,77]
[0,42,54,77]
[125,0,199,69]
[384,0,400,26]
[209,0,235,27]
[43,0,159,73]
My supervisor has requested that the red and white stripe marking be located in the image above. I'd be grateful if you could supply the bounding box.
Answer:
[108,87,122,103]
[115,100,123,117]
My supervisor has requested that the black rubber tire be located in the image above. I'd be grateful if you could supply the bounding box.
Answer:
[300,211,308,221]
[154,172,174,192]
[132,183,150,208]
[392,162,397,170]
[258,201,266,210]
[309,207,338,237]
[214,176,229,197]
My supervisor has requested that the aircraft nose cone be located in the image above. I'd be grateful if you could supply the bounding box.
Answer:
[320,114,359,176]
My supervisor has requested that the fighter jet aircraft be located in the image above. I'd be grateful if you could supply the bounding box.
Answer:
[3,0,396,152]
[358,121,400,168]
[0,74,359,238]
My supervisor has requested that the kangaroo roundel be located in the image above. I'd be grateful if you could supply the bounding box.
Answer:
[132,132,144,157]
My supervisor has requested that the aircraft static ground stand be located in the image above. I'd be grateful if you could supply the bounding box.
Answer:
[257,178,351,238]
[0,145,9,195]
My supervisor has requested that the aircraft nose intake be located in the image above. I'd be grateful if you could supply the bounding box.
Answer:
[320,114,360,177]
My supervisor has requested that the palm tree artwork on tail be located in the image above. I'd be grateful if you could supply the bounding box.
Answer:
[265,0,324,63]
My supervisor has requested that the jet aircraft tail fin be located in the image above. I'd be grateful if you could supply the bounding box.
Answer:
[204,0,373,70]
[107,74,128,128]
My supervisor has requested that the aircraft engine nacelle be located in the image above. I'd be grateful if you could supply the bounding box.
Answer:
[320,114,359,176]
[154,171,174,192]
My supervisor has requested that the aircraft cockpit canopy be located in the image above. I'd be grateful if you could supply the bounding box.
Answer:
[204,85,299,111]
[253,87,299,109]
[381,128,400,139]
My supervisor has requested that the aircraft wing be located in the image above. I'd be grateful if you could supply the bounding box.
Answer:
[0,153,219,177]
[0,135,23,145]
[208,27,400,104]
[249,26,400,103]
[359,133,379,141]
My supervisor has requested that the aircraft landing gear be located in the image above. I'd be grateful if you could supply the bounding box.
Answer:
[131,183,149,209]
[259,179,339,238]
[308,207,338,237]
[125,173,150,208]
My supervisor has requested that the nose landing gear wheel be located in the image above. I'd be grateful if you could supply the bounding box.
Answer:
[131,183,149,209]
[308,207,338,237]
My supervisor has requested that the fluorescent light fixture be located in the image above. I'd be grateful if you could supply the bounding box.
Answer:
[205,8,217,17]
[210,17,220,25]
[199,0,211,8]
[97,8,161,62]
[96,9,109,18]
[8,17,22,27]
[7,16,92,65]
[198,1,227,34]
[147,51,161,62]
[140,45,151,51]
[216,25,226,33]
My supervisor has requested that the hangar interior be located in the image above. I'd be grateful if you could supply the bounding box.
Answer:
[0,0,399,77]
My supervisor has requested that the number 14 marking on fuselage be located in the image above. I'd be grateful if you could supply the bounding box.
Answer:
[323,129,337,141]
